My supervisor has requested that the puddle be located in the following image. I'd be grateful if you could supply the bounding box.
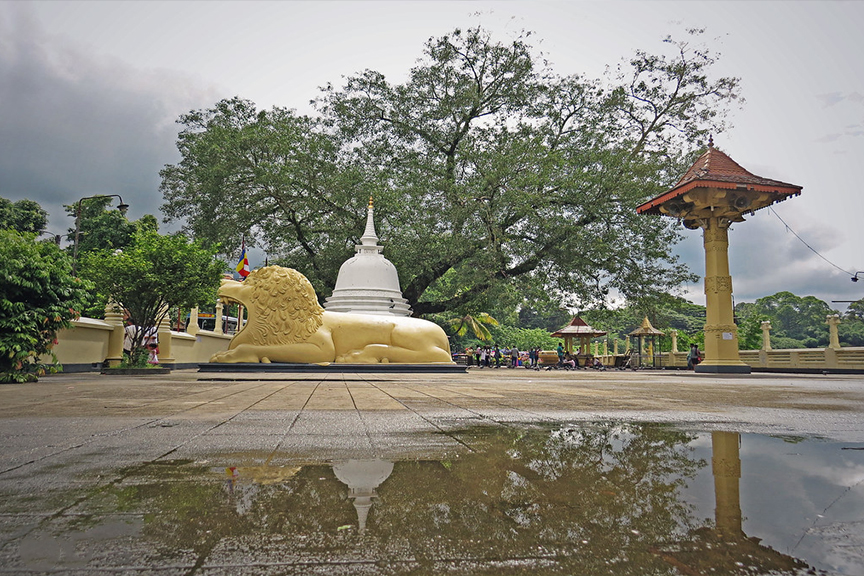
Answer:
[4,423,864,574]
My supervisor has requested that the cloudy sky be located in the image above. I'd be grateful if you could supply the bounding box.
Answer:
[1,1,862,309]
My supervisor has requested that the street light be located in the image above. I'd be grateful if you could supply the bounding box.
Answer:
[37,230,63,245]
[852,272,863,283]
[72,194,129,275]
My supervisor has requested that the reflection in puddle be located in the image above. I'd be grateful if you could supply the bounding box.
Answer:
[8,423,864,574]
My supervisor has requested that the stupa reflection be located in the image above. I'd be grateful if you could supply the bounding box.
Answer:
[332,459,394,531]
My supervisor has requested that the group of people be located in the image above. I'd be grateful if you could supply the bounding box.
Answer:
[464,344,607,370]
[461,342,704,370]
[123,323,160,365]
[554,342,605,370]
[464,346,542,369]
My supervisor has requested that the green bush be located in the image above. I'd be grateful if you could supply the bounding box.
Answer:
[0,230,91,382]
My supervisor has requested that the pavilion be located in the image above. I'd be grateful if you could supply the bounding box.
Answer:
[551,317,607,356]
[628,316,665,367]
[637,137,801,373]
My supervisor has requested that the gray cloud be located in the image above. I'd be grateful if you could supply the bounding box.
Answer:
[0,5,219,233]
[816,92,845,107]
[816,91,864,108]
[675,209,862,310]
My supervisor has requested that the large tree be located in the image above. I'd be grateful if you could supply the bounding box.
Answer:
[161,27,740,315]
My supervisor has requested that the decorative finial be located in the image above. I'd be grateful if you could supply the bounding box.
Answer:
[360,195,380,248]
[708,134,714,148]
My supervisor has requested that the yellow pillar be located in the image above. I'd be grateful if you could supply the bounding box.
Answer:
[669,330,678,353]
[613,339,619,355]
[826,315,841,350]
[156,305,175,366]
[187,307,199,336]
[760,320,772,351]
[214,299,224,335]
[711,431,743,537]
[104,300,125,368]
[699,217,750,373]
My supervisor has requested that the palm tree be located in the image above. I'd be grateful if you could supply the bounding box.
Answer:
[448,313,499,342]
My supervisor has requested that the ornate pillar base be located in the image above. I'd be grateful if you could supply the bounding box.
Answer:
[696,363,751,374]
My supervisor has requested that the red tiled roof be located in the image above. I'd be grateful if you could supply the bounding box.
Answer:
[636,139,802,215]
[672,141,799,190]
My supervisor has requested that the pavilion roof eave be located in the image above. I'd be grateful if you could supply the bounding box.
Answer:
[551,328,608,338]
[636,179,802,216]
[629,316,665,336]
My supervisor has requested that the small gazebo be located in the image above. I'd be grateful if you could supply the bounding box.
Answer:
[628,316,665,367]
[551,317,607,357]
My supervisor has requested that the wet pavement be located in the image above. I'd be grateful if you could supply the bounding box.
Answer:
[1,368,863,574]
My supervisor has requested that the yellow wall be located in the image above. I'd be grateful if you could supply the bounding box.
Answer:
[41,317,231,371]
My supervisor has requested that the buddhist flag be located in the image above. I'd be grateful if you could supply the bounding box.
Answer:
[236,248,250,279]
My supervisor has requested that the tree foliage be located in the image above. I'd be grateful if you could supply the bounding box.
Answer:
[65,197,161,317]
[0,197,48,235]
[447,312,499,342]
[64,197,158,256]
[161,27,739,316]
[735,291,835,349]
[0,230,91,382]
[79,230,225,359]
[582,294,705,351]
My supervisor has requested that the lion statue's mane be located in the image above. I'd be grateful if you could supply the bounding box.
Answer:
[241,266,323,346]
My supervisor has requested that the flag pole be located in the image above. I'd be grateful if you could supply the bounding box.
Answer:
[237,235,245,331]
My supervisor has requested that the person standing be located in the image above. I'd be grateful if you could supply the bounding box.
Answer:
[687,344,702,370]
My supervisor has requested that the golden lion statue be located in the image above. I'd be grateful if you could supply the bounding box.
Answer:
[210,266,453,364]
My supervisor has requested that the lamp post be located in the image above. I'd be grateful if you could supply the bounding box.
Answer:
[852,272,863,283]
[72,194,129,275]
[37,230,63,245]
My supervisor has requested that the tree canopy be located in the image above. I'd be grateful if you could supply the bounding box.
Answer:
[64,196,158,256]
[0,197,48,235]
[161,27,740,316]
[735,291,836,349]
[79,230,225,362]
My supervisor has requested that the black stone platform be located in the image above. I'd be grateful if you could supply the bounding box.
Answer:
[198,362,467,374]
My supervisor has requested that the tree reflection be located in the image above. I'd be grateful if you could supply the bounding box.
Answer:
[98,425,813,574]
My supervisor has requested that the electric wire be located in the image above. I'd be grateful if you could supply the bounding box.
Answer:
[768,206,855,277]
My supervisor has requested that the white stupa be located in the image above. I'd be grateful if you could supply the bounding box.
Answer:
[324,197,412,316]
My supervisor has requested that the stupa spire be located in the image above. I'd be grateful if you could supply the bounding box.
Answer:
[360,196,380,248]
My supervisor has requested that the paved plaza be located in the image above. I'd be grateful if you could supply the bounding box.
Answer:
[1,368,863,574]
[3,368,864,440]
